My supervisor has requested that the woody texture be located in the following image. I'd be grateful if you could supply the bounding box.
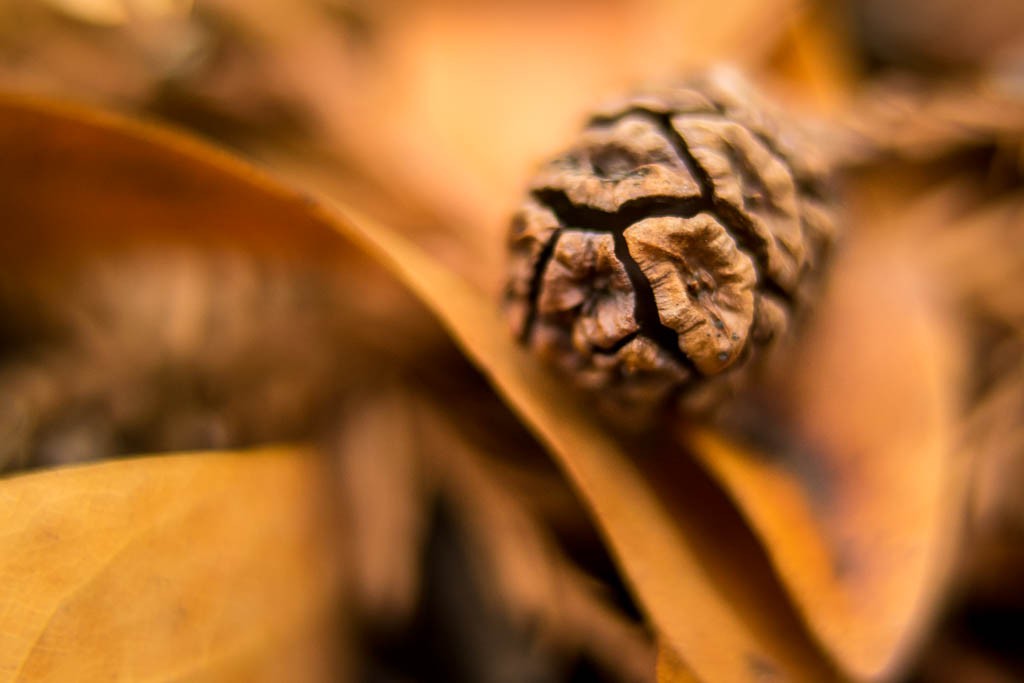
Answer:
[504,70,840,421]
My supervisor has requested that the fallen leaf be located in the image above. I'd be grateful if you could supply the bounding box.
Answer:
[0,93,347,270]
[657,642,700,683]
[684,189,967,680]
[0,448,344,682]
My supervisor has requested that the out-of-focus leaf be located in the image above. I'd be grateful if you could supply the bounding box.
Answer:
[767,2,859,115]
[45,0,191,25]
[843,0,1024,68]
[0,94,425,354]
[0,93,349,270]
[836,73,1024,168]
[0,93,389,335]
[44,0,128,25]
[685,192,967,680]
[0,448,345,682]
[926,197,1024,330]
[656,643,700,683]
[0,93,424,341]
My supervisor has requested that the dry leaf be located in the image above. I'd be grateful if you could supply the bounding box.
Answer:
[685,210,965,679]
[843,0,1024,68]
[657,642,700,683]
[0,448,344,682]
[0,93,346,268]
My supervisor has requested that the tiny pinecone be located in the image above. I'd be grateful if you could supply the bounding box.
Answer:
[503,69,840,424]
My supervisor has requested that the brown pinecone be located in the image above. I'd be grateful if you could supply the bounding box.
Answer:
[503,69,840,424]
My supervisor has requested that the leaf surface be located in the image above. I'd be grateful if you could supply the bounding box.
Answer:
[656,642,701,683]
[0,449,343,682]
[0,94,350,270]
[686,199,966,680]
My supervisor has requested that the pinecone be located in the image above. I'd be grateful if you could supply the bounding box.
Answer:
[503,69,840,424]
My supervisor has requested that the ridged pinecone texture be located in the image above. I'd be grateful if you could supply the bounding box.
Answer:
[503,69,840,424]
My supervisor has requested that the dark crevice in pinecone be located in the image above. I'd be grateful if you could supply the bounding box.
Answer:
[521,228,562,343]
[672,103,831,202]
[709,198,796,304]
[598,107,811,305]
[530,187,705,377]
[593,107,801,303]
[591,109,717,200]
[652,113,717,204]
[791,173,831,203]
[747,130,831,203]
[611,230,704,376]
[531,188,705,232]
[654,111,797,303]
[532,97,805,372]
[589,331,639,355]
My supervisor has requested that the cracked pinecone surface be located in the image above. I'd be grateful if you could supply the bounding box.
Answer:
[504,69,840,423]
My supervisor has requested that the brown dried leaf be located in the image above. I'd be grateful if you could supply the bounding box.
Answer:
[0,448,345,682]
[925,196,1024,331]
[685,191,968,680]
[844,0,1024,68]
[656,642,701,683]
[0,93,349,270]
[836,72,1024,168]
